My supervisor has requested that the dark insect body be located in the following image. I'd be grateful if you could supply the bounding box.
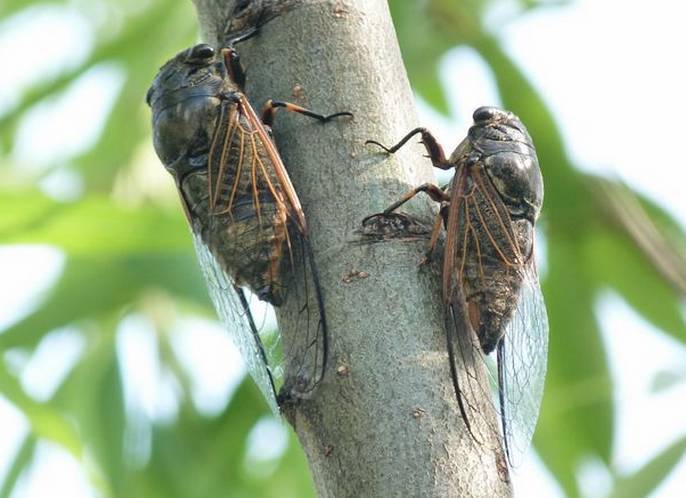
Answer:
[365,106,548,467]
[147,41,350,410]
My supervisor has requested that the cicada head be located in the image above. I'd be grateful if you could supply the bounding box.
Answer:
[465,106,543,223]
[146,43,238,178]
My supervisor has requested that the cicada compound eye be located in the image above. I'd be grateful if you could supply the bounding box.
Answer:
[190,44,215,61]
[473,106,507,123]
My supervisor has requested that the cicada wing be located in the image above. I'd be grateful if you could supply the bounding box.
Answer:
[444,161,548,466]
[272,225,329,403]
[208,95,329,404]
[497,263,549,468]
[446,287,503,447]
[192,232,283,415]
[444,177,504,448]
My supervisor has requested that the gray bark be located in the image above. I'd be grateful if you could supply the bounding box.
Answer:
[191,0,512,496]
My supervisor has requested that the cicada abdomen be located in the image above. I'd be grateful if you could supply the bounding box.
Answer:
[365,107,548,468]
[147,42,350,412]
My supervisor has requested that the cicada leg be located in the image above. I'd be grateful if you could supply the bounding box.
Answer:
[362,183,450,264]
[261,99,353,127]
[366,127,453,170]
[420,207,447,266]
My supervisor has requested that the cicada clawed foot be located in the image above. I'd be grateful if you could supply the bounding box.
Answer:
[364,139,394,154]
[418,251,435,267]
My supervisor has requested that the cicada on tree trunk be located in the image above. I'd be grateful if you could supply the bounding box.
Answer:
[146,39,350,413]
[365,107,549,467]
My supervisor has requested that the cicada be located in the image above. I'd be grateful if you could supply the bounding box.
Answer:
[365,106,548,467]
[146,41,350,413]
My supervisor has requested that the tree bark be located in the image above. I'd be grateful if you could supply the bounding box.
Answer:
[191,1,512,496]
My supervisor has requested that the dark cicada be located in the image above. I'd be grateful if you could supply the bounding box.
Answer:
[147,42,350,412]
[365,107,548,467]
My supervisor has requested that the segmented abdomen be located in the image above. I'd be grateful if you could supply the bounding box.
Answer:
[181,164,289,305]
[460,190,534,354]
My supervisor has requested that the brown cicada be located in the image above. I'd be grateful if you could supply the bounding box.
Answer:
[147,40,350,412]
[365,107,548,467]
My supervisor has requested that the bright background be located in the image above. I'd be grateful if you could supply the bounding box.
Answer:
[1,1,685,497]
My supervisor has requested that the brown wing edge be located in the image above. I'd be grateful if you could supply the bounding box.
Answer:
[496,338,512,466]
[234,285,279,398]
[218,93,330,405]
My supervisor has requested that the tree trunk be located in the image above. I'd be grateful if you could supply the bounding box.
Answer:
[190,1,512,496]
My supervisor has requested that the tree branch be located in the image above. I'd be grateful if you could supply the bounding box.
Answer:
[190,0,511,495]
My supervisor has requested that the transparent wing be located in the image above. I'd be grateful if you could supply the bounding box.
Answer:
[497,263,549,468]
[192,232,283,415]
[447,262,549,468]
[445,164,548,468]
[446,290,504,449]
[445,177,505,451]
[273,233,328,403]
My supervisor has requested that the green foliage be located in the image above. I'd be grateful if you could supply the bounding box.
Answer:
[0,1,313,496]
[1,1,684,497]
[390,1,686,496]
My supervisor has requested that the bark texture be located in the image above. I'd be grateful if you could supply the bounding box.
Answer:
[191,1,512,496]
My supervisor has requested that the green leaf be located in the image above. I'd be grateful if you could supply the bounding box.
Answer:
[0,363,83,457]
[586,229,686,342]
[0,0,196,163]
[388,1,455,115]
[0,252,208,350]
[610,436,686,498]
[535,236,613,496]
[0,191,189,255]
[0,435,36,498]
[52,325,126,496]
[136,380,290,498]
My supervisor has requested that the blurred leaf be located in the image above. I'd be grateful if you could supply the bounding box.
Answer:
[651,369,686,393]
[0,362,82,456]
[0,253,208,351]
[610,436,686,498]
[0,0,197,185]
[0,435,35,498]
[592,179,686,298]
[135,380,313,498]
[536,237,613,496]
[0,191,189,255]
[388,2,455,114]
[639,194,686,255]
[52,325,125,496]
[0,191,209,350]
[586,229,686,341]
